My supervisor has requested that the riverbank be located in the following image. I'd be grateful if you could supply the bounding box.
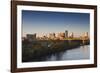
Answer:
[22,40,89,62]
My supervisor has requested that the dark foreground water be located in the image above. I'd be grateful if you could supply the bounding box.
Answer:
[44,45,90,61]
[22,45,90,62]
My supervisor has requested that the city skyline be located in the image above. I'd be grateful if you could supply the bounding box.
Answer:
[22,30,89,41]
[22,10,90,37]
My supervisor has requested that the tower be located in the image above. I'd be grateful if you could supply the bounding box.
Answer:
[65,30,68,38]
[70,32,74,38]
[84,32,88,37]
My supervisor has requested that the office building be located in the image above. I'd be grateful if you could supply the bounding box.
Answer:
[65,30,68,38]
[26,33,36,41]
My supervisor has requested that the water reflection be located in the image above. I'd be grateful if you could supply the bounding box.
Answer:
[45,45,90,61]
[46,52,64,61]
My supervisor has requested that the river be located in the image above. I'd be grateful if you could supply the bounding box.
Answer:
[44,45,90,61]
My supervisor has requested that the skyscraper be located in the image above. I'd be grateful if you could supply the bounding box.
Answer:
[49,33,55,39]
[65,30,68,38]
[69,32,74,38]
[84,32,88,37]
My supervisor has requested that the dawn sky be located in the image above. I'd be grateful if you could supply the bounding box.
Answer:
[22,10,90,37]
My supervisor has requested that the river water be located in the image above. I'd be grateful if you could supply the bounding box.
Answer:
[45,45,90,61]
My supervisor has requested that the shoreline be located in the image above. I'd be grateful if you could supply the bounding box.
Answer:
[22,40,90,62]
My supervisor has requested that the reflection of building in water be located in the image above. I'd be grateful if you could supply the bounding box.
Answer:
[81,45,89,57]
[65,30,68,38]
[26,33,36,41]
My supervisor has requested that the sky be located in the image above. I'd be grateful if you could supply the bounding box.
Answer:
[22,10,90,37]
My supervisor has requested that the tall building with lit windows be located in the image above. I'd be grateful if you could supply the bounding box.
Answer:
[70,32,74,38]
[49,33,55,39]
[84,32,88,37]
